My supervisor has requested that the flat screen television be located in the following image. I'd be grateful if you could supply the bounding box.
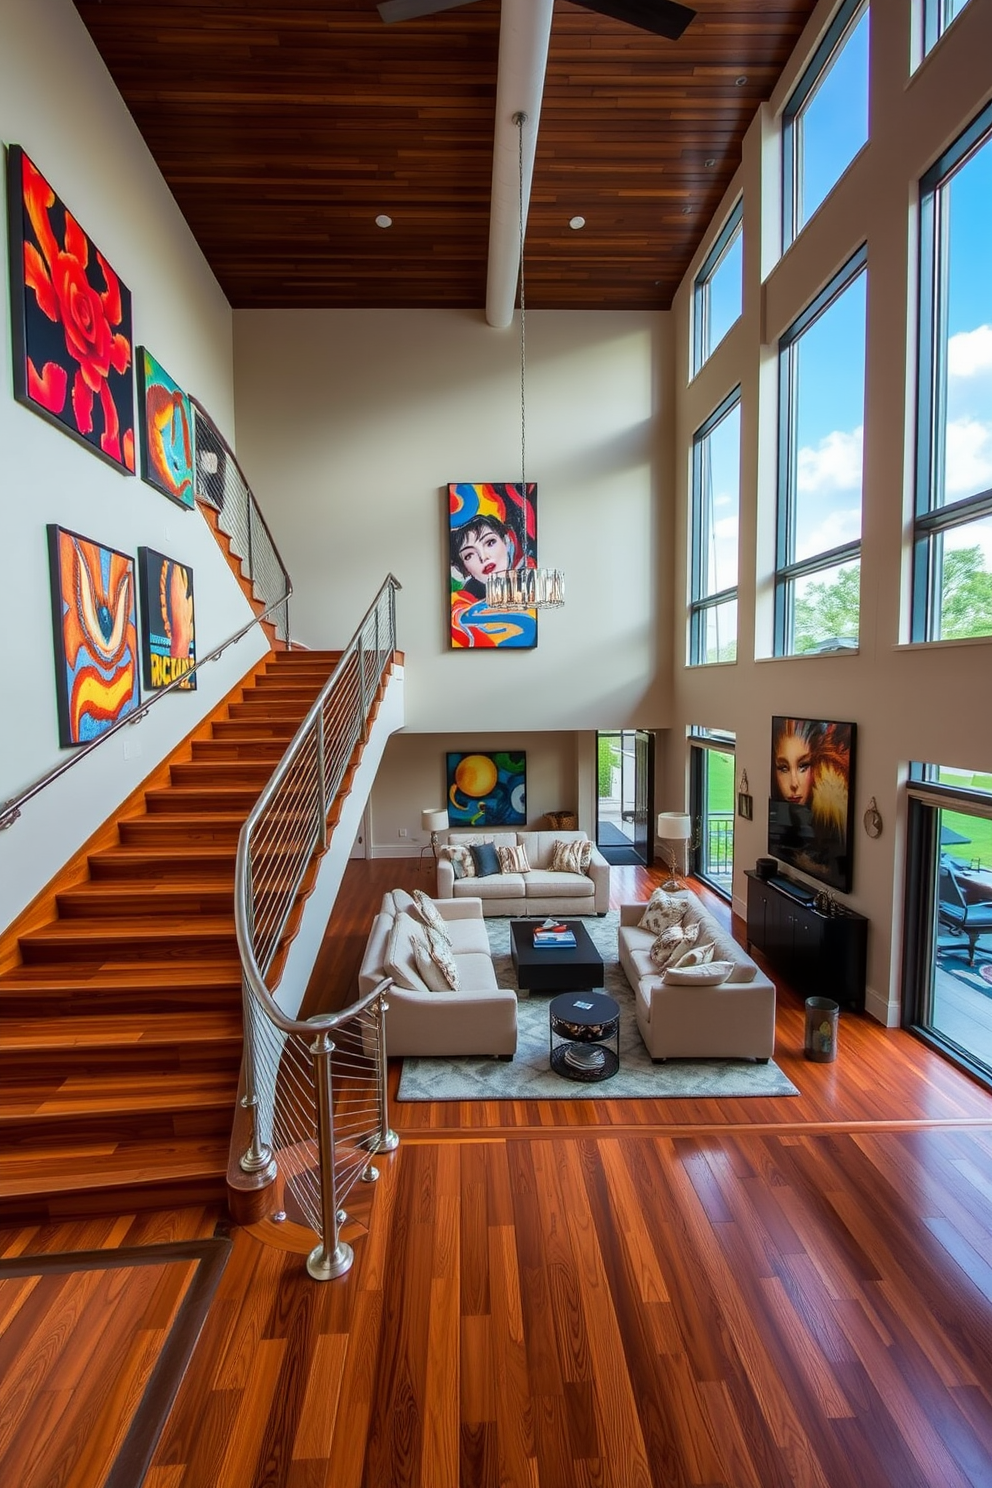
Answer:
[768,716,856,893]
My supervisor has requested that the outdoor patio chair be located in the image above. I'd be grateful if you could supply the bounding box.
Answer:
[938,864,992,966]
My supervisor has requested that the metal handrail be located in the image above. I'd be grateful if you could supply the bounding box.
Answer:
[234,573,402,1280]
[1,402,292,833]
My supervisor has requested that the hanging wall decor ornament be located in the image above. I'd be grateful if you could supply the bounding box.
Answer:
[484,111,564,615]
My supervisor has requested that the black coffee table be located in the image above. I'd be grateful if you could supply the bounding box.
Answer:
[509,919,605,995]
[549,991,620,1082]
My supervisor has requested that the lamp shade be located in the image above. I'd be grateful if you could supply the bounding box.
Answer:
[657,812,691,840]
[422,809,448,834]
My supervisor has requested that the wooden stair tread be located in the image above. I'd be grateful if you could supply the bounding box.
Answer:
[88,845,237,874]
[0,960,242,989]
[0,1135,231,1196]
[21,914,235,942]
[57,882,236,915]
[1,1011,242,1050]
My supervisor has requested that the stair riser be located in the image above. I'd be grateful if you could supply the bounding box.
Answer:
[19,934,237,964]
[87,855,236,882]
[57,891,235,919]
[0,988,241,1016]
[210,720,299,740]
[1,1106,234,1147]
[0,1173,226,1226]
[145,791,260,814]
[192,740,289,761]
[169,763,276,788]
[226,702,311,721]
[118,820,243,845]
[0,1047,242,1080]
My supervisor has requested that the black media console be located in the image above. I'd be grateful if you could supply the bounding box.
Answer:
[745,869,867,1012]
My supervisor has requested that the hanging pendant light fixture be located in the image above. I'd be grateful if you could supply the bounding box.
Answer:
[485,111,565,613]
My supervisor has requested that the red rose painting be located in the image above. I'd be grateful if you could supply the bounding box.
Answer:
[6,145,135,472]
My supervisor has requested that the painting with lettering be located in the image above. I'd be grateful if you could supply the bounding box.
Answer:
[138,547,196,691]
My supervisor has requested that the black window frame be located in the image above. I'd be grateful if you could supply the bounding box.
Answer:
[922,0,973,56]
[691,199,743,375]
[782,0,869,249]
[912,99,992,643]
[774,242,868,656]
[689,386,742,666]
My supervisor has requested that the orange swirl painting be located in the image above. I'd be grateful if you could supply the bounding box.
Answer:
[138,348,195,509]
[47,526,141,747]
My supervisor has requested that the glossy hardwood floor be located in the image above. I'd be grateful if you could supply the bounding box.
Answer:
[4,857,992,1487]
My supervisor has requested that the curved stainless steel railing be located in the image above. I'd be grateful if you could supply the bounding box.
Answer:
[234,574,402,1280]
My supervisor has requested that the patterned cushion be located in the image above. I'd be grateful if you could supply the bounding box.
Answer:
[497,843,531,874]
[426,923,459,989]
[441,844,475,879]
[412,937,452,992]
[638,889,687,936]
[412,890,451,943]
[384,913,430,992]
[648,919,700,968]
[470,842,501,878]
[662,959,735,986]
[550,838,592,874]
[671,941,715,969]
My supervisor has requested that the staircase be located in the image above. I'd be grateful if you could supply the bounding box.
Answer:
[0,649,350,1224]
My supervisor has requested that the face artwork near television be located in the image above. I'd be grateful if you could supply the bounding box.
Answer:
[47,526,141,746]
[138,548,196,691]
[768,716,856,892]
[446,752,527,827]
[448,483,537,649]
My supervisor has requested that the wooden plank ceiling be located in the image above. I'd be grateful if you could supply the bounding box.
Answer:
[72,0,817,310]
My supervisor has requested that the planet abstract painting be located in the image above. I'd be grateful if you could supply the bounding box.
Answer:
[7,146,135,473]
[446,752,527,827]
[47,526,140,747]
[138,348,195,508]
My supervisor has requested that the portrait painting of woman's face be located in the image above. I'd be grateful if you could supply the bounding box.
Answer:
[768,716,856,892]
[447,482,538,649]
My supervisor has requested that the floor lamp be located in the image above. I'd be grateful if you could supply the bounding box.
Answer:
[657,811,692,888]
[420,809,448,874]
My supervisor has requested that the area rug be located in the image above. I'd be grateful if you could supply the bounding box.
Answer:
[941,948,992,998]
[397,913,799,1102]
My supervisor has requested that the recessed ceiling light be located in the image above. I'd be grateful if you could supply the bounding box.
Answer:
[735,75,748,86]
[704,159,717,169]
[569,215,586,230]
[375,214,392,228]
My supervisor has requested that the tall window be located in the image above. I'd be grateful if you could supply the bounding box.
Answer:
[690,389,741,664]
[783,0,869,247]
[913,103,992,643]
[922,0,973,57]
[692,200,743,374]
[775,246,867,655]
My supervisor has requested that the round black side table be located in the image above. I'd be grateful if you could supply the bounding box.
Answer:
[549,991,620,1083]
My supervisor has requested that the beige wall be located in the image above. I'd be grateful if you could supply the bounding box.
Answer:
[0,0,267,931]
[368,730,580,858]
[233,307,674,734]
[668,0,992,1023]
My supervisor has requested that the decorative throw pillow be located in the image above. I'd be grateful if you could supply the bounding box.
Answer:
[550,838,592,874]
[391,887,419,917]
[412,889,451,942]
[413,937,452,992]
[384,913,430,992]
[469,841,501,878]
[441,844,474,879]
[638,889,687,936]
[426,923,459,990]
[497,843,531,874]
[671,941,715,969]
[662,960,735,986]
[649,921,695,968]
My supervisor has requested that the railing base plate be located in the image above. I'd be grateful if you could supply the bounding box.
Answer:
[307,1240,354,1281]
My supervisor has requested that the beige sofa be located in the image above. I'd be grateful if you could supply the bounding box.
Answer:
[358,890,517,1057]
[436,829,610,917]
[618,890,776,1061]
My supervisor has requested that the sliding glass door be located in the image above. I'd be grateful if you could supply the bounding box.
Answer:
[595,730,653,866]
[689,732,735,897]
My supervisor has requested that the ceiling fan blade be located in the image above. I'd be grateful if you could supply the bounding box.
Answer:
[378,0,482,23]
[568,0,696,42]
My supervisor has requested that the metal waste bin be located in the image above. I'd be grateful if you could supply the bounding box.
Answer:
[804,996,839,1062]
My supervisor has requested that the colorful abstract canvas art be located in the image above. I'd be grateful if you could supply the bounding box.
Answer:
[446,752,527,827]
[138,547,196,691]
[138,348,195,508]
[47,526,141,747]
[448,483,538,649]
[7,146,135,473]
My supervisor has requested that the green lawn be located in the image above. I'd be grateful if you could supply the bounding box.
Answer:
[940,769,992,871]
